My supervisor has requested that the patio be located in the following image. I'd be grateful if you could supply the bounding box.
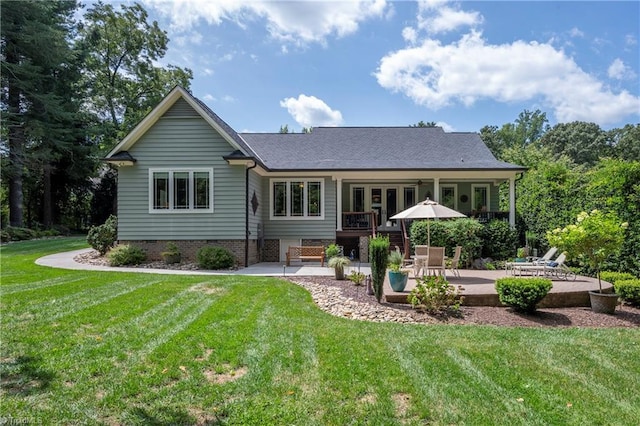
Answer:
[250,262,611,308]
[383,269,611,308]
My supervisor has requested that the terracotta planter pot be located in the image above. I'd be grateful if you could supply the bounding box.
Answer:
[589,291,619,314]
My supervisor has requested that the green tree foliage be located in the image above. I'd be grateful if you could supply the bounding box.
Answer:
[1,0,81,227]
[539,121,612,166]
[610,124,640,162]
[410,121,437,127]
[586,159,640,273]
[480,109,549,159]
[78,1,193,150]
[278,124,290,134]
[516,157,589,250]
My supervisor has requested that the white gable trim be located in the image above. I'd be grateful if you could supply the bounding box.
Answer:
[106,86,246,158]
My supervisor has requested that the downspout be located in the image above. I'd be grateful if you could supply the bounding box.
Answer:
[245,160,258,267]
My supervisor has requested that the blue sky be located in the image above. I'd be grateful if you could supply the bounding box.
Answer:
[135,0,639,133]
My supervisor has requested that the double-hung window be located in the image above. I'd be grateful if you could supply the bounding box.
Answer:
[270,179,324,219]
[149,168,213,213]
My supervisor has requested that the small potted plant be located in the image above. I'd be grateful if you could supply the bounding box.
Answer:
[161,242,182,265]
[328,255,350,280]
[515,247,527,262]
[387,250,410,292]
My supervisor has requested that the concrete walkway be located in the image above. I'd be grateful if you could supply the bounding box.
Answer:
[36,249,610,307]
[36,248,371,277]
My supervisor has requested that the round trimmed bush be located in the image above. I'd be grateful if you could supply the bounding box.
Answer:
[495,277,553,313]
[615,279,640,307]
[107,244,146,266]
[197,246,235,270]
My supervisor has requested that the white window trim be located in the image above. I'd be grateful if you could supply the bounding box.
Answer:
[148,168,214,214]
[471,183,490,212]
[440,184,458,210]
[269,178,325,220]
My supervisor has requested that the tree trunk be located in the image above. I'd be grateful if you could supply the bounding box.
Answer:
[7,48,24,228]
[43,164,53,228]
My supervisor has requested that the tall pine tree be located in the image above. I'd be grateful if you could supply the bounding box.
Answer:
[1,0,80,227]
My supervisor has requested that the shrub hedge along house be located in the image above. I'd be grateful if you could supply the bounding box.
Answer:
[105,87,526,266]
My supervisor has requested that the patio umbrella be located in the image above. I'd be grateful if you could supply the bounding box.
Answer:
[390,198,466,247]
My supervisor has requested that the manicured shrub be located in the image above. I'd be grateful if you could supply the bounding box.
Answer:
[197,246,235,270]
[615,279,640,307]
[600,271,636,285]
[1,226,38,242]
[410,218,483,266]
[409,275,463,314]
[87,215,118,255]
[369,235,389,303]
[161,242,182,264]
[325,243,341,259]
[481,219,518,260]
[495,277,553,313]
[107,245,146,266]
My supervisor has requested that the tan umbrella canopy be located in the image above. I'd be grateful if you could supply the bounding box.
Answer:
[390,198,466,247]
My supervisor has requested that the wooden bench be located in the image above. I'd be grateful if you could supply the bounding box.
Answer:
[286,246,325,266]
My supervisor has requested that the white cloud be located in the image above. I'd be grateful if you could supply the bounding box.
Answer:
[436,121,455,132]
[625,34,638,46]
[280,95,343,128]
[144,0,390,47]
[569,27,584,38]
[607,58,636,80]
[375,31,640,125]
[402,27,418,44]
[416,0,482,34]
[202,94,215,101]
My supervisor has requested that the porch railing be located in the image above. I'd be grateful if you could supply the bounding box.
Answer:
[463,211,510,223]
[342,211,377,236]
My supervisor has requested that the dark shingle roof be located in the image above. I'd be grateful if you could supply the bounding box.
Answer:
[191,96,256,156]
[239,127,525,171]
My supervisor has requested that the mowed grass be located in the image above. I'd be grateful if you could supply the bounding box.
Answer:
[1,239,639,425]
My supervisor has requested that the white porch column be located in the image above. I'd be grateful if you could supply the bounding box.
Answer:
[336,178,343,231]
[509,176,516,227]
[433,178,440,202]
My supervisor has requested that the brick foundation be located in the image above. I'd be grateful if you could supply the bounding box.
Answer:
[120,239,258,267]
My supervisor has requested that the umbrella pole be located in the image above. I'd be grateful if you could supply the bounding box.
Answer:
[427,220,431,247]
[401,219,410,260]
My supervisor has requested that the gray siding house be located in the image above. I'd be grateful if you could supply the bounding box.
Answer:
[105,86,526,266]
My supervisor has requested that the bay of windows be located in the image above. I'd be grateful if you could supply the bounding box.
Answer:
[150,169,213,212]
[271,179,323,219]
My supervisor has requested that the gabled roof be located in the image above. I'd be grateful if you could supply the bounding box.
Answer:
[105,86,254,160]
[239,127,525,171]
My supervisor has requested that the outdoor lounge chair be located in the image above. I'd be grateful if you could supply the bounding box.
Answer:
[505,247,558,274]
[512,252,576,281]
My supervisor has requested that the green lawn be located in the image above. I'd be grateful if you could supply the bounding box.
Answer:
[1,238,639,425]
